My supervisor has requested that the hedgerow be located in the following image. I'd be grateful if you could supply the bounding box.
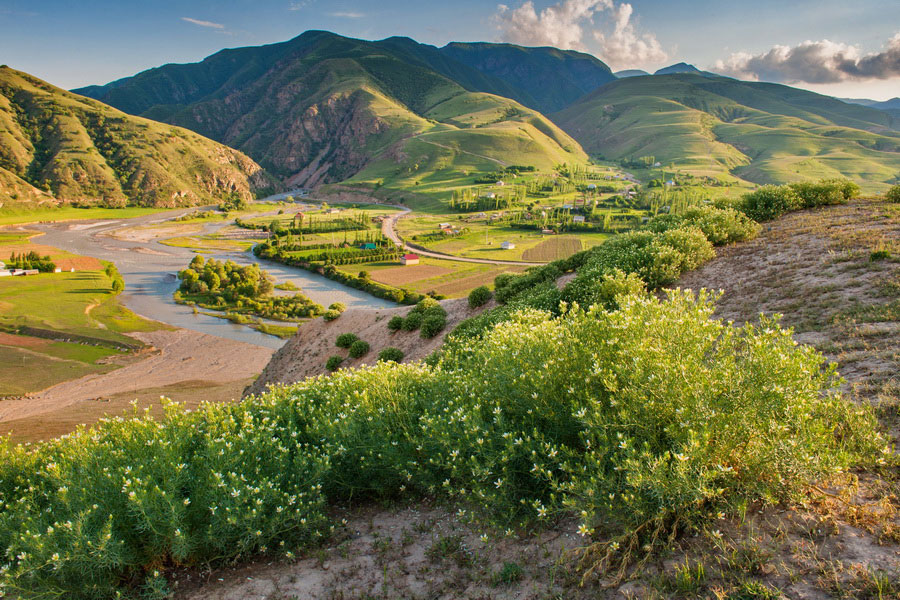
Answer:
[0,291,886,598]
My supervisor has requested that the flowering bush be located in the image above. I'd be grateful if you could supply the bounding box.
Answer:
[739,185,801,221]
[645,206,759,246]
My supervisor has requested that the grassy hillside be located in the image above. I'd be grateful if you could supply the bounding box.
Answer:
[439,42,616,113]
[554,74,900,191]
[0,67,275,208]
[73,32,588,198]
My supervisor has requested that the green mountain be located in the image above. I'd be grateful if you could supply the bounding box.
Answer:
[0,67,274,208]
[439,42,616,113]
[553,74,900,189]
[74,31,586,196]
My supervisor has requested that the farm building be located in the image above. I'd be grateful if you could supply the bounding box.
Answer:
[0,270,10,277]
[541,229,555,235]
[573,215,586,223]
[438,222,451,229]
[500,241,515,250]
[496,181,505,186]
[401,254,420,265]
[359,243,377,250]
[587,183,597,190]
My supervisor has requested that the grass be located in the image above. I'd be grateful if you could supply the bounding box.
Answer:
[0,205,170,227]
[0,344,119,396]
[0,270,164,345]
[554,74,900,193]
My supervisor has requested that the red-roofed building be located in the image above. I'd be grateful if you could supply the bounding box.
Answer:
[401,254,420,265]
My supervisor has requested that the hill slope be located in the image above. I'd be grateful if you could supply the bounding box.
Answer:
[73,31,587,196]
[554,74,900,189]
[0,67,273,207]
[438,42,616,113]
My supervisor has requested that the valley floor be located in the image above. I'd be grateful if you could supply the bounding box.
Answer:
[173,198,899,600]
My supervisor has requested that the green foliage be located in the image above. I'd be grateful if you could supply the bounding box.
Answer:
[788,180,851,208]
[322,309,341,322]
[328,302,347,313]
[645,206,759,246]
[468,285,493,308]
[887,184,900,203]
[378,347,405,363]
[348,340,370,358]
[387,315,404,332]
[402,311,424,331]
[493,562,524,585]
[177,258,323,321]
[335,333,359,349]
[420,314,447,339]
[326,355,344,371]
[739,185,801,222]
[0,292,885,598]
[6,251,55,273]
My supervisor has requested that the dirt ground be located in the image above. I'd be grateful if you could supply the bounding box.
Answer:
[180,199,900,600]
[0,329,273,442]
[0,240,103,271]
[246,297,497,397]
[369,264,455,286]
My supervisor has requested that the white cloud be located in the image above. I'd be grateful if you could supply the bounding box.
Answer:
[181,17,225,30]
[492,0,667,68]
[288,1,312,10]
[592,2,665,66]
[328,11,365,18]
[714,32,900,84]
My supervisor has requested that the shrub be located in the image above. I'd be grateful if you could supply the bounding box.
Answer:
[387,315,404,331]
[348,340,370,358]
[415,297,442,314]
[323,309,341,321]
[468,285,492,308]
[740,185,800,221]
[335,333,358,348]
[0,292,884,598]
[378,347,404,363]
[788,181,845,208]
[420,314,447,339]
[675,206,759,246]
[886,184,900,203]
[328,302,347,313]
[325,355,344,370]
[402,311,423,331]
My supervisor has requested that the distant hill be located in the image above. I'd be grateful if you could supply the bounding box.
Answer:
[654,62,703,75]
[438,42,616,113]
[0,67,273,207]
[840,97,900,119]
[615,69,650,78]
[73,31,587,195]
[553,74,900,190]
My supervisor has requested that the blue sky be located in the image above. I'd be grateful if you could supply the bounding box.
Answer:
[1,0,898,99]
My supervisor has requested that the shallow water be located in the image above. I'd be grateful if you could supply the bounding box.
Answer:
[33,208,397,349]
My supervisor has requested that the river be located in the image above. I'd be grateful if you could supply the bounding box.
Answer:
[33,208,397,349]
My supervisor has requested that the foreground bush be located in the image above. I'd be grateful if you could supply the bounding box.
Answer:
[468,285,492,308]
[0,291,885,599]
[739,185,801,221]
[887,184,900,203]
[645,206,759,246]
[335,333,358,348]
[325,355,344,370]
[348,339,370,358]
[378,347,404,363]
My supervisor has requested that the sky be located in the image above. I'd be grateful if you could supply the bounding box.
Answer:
[1,0,898,100]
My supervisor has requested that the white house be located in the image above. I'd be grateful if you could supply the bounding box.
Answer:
[401,254,420,266]
[500,241,515,250]
[496,180,505,186]
[587,183,597,190]
[573,215,585,223]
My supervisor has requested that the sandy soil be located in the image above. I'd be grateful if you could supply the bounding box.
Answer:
[246,297,496,397]
[0,329,273,428]
[182,199,899,599]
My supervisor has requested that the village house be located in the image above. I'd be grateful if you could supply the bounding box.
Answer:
[573,215,586,223]
[401,254,420,266]
[359,243,377,250]
[500,241,515,250]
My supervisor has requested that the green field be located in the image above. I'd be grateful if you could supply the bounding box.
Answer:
[0,270,165,346]
[0,205,170,226]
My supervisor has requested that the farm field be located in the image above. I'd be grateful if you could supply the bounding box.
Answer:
[337,256,527,298]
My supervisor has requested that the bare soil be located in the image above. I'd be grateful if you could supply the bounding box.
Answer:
[369,264,455,286]
[246,297,497,397]
[182,199,900,599]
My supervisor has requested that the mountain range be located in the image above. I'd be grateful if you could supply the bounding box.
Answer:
[2,30,898,208]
